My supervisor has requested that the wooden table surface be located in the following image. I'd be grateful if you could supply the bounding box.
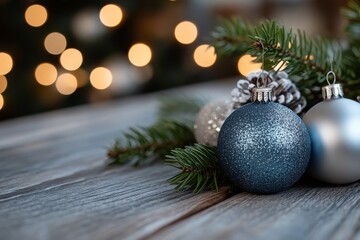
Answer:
[0,80,359,240]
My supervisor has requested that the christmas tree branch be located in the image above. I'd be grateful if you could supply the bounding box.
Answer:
[250,21,343,85]
[341,0,360,97]
[343,0,360,43]
[210,1,360,99]
[166,144,228,193]
[210,17,254,56]
[212,19,344,88]
[107,120,195,166]
[107,96,206,166]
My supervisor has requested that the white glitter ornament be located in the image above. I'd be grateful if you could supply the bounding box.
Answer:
[194,98,232,146]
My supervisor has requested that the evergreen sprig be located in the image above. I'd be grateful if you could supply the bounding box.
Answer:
[210,6,360,99]
[212,20,343,82]
[166,144,228,193]
[107,120,195,166]
[210,17,254,56]
[107,96,205,166]
[341,0,360,95]
[343,0,360,42]
[250,21,343,85]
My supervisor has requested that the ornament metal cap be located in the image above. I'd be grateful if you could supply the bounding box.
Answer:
[252,87,273,103]
[322,70,343,100]
[322,84,343,100]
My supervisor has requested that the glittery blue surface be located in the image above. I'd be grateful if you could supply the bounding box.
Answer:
[217,102,311,194]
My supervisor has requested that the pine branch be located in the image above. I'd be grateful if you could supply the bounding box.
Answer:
[211,18,338,80]
[343,0,360,42]
[107,120,195,166]
[341,0,360,98]
[249,21,344,86]
[210,17,254,56]
[210,17,360,100]
[166,144,228,193]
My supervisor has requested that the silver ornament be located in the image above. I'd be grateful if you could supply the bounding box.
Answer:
[194,98,232,146]
[303,83,360,184]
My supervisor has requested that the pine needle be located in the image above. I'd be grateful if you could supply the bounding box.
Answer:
[210,17,254,56]
[165,144,228,193]
[107,120,195,166]
[107,96,207,166]
[210,16,360,100]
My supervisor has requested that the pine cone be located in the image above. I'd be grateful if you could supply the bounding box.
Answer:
[231,70,307,114]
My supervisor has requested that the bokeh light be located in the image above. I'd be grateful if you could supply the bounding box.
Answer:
[305,55,314,60]
[99,4,123,27]
[35,63,58,86]
[60,48,83,71]
[90,67,112,90]
[193,44,217,68]
[0,94,3,110]
[237,54,262,76]
[128,43,152,67]
[104,55,152,95]
[25,4,48,27]
[44,32,67,55]
[73,9,105,41]
[0,75,7,93]
[0,52,13,75]
[56,73,77,95]
[174,21,198,44]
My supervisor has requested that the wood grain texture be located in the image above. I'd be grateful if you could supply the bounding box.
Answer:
[0,165,229,240]
[0,97,158,196]
[148,179,360,240]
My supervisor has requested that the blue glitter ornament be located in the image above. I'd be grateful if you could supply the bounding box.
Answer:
[217,85,311,194]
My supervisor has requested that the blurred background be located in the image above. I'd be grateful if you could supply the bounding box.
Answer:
[0,0,347,120]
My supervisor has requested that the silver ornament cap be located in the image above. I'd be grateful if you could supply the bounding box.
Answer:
[322,83,344,100]
[251,87,273,103]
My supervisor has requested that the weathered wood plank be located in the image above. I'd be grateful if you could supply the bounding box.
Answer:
[0,102,157,196]
[0,165,229,240]
[0,80,233,196]
[148,179,360,240]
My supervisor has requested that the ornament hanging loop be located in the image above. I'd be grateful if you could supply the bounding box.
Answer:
[257,38,266,76]
[326,70,336,86]
[254,38,270,89]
